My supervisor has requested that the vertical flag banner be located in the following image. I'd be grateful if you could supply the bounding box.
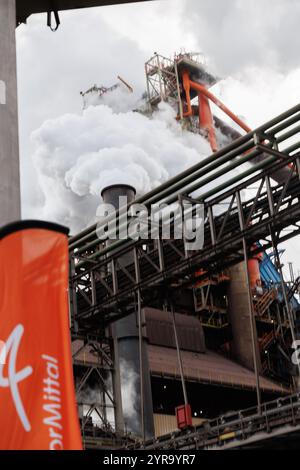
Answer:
[0,221,82,450]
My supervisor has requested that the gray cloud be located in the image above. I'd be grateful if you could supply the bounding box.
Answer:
[183,0,300,76]
[16,7,147,217]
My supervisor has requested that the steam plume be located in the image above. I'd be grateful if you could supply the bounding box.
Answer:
[31,88,211,234]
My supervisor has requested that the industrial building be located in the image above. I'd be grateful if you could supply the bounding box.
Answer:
[69,52,300,448]
[1,0,300,451]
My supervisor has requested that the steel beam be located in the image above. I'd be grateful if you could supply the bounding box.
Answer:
[70,152,300,328]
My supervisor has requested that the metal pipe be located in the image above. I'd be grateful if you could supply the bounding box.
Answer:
[189,78,251,133]
[239,217,262,412]
[75,145,262,255]
[166,137,300,207]
[165,150,273,204]
[76,154,278,267]
[70,104,300,247]
[182,70,192,117]
[71,123,300,271]
[70,138,255,249]
[276,123,300,143]
[189,155,276,202]
[268,112,300,136]
[283,142,300,154]
[242,240,261,412]
[198,92,218,152]
[84,140,288,254]
[289,262,295,284]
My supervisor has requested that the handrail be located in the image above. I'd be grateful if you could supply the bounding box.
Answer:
[135,392,300,450]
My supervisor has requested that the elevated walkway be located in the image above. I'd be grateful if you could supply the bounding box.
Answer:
[133,392,300,450]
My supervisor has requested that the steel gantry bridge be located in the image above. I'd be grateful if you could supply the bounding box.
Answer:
[69,103,300,334]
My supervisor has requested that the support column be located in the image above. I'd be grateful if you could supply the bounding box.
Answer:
[101,184,154,440]
[227,192,262,376]
[0,0,20,224]
[112,312,154,439]
[227,261,262,373]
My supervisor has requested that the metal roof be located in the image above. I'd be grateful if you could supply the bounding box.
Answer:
[148,344,290,394]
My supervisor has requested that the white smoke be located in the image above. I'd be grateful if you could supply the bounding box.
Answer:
[31,88,211,234]
[76,359,142,433]
[120,359,139,431]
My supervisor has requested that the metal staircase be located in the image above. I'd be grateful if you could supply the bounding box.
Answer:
[254,288,277,317]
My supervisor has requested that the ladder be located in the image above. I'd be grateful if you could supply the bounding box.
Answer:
[254,288,277,317]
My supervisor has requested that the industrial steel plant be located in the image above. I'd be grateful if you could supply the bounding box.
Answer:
[1,0,300,452]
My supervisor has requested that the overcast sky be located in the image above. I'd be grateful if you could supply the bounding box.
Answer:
[15,0,300,274]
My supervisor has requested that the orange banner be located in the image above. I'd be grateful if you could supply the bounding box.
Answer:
[0,221,82,450]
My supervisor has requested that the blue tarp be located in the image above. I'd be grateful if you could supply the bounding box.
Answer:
[260,250,299,310]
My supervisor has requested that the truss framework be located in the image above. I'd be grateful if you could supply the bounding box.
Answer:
[70,151,300,331]
[132,392,300,450]
[72,334,116,433]
[68,104,300,441]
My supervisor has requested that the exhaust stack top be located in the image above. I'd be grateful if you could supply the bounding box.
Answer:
[101,184,136,209]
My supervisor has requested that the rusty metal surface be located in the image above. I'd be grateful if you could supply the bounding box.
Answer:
[227,262,261,371]
[148,344,289,394]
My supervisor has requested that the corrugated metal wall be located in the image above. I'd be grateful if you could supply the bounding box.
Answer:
[144,307,206,353]
[154,413,204,437]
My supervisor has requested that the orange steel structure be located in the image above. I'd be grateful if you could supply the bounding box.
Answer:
[181,69,251,152]
[198,93,218,153]
[145,52,264,296]
[180,66,262,286]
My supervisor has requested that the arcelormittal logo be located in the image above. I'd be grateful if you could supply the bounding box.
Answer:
[0,325,33,431]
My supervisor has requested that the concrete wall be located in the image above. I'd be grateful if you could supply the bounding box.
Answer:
[0,0,21,225]
[227,262,261,372]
